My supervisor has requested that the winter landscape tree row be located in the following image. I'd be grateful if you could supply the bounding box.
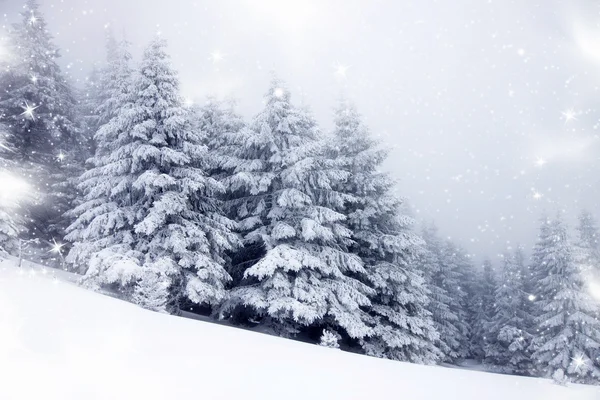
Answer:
[1,0,599,385]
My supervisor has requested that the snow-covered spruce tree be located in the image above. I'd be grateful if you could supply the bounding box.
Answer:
[420,224,469,362]
[485,249,533,374]
[66,38,238,313]
[219,77,372,340]
[441,241,471,359]
[77,31,129,157]
[0,0,83,246]
[529,214,600,384]
[328,99,441,364]
[193,97,245,157]
[65,38,134,275]
[575,210,600,286]
[467,258,496,362]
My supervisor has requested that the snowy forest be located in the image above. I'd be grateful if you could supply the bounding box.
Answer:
[1,0,600,389]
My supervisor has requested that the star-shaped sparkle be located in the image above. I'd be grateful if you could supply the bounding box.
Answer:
[49,239,65,254]
[334,63,350,78]
[562,109,578,123]
[20,101,40,120]
[210,51,224,63]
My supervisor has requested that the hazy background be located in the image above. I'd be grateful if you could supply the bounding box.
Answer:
[2,0,600,261]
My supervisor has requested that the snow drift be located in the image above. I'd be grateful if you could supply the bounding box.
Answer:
[0,258,598,400]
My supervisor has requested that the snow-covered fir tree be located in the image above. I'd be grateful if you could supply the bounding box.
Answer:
[193,97,244,157]
[219,77,372,340]
[466,258,496,361]
[420,224,469,362]
[485,248,533,374]
[66,38,238,313]
[529,214,600,384]
[329,99,441,364]
[440,241,471,359]
[575,210,600,283]
[0,0,83,246]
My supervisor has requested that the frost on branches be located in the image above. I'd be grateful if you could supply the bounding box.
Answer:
[220,77,372,339]
[66,38,238,313]
[529,215,600,384]
[329,100,441,364]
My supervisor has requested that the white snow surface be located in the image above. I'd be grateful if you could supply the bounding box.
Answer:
[0,258,598,400]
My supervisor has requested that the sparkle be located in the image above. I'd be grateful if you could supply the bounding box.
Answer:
[57,151,65,162]
[532,191,543,200]
[572,355,586,370]
[29,14,37,25]
[210,51,224,63]
[20,101,39,121]
[528,294,536,301]
[49,239,65,254]
[30,74,37,83]
[334,63,350,78]
[535,157,546,167]
[517,48,525,56]
[562,108,578,123]
[274,87,285,98]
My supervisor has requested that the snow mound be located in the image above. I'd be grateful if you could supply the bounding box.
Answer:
[0,258,598,400]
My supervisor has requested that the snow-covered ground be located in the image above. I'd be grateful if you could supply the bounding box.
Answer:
[0,258,598,400]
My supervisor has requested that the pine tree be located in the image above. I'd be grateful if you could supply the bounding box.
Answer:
[220,77,372,340]
[467,258,496,362]
[329,99,441,364]
[0,0,83,246]
[420,224,469,362]
[485,249,533,374]
[529,214,600,384]
[66,38,238,312]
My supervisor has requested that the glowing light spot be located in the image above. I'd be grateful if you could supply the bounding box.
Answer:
[535,157,546,167]
[210,51,224,63]
[334,63,350,78]
[562,109,578,123]
[274,87,284,98]
[528,294,536,301]
[0,171,30,208]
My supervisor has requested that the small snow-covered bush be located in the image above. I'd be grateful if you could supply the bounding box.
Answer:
[319,329,341,349]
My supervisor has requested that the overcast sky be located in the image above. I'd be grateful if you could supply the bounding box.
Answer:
[2,0,600,262]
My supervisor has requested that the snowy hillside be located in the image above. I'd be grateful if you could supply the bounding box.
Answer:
[0,259,597,400]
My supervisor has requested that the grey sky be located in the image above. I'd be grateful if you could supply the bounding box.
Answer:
[2,0,600,262]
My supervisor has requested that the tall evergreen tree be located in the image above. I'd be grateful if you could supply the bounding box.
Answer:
[529,214,600,384]
[575,210,600,284]
[220,77,372,340]
[420,224,469,362]
[329,99,441,364]
[485,248,532,374]
[66,38,238,313]
[0,0,83,246]
[467,258,496,361]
